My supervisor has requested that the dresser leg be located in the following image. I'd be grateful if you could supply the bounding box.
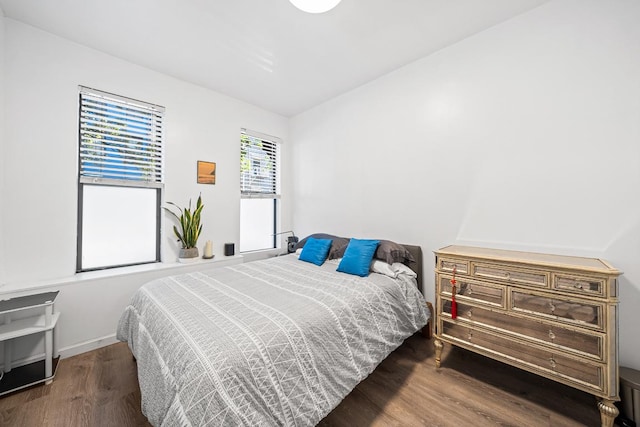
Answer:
[434,338,443,368]
[597,399,618,427]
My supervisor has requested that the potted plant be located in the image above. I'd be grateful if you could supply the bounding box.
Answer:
[164,194,204,261]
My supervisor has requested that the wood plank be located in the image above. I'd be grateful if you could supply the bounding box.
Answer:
[0,335,603,426]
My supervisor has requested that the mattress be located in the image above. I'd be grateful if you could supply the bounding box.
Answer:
[117,254,430,426]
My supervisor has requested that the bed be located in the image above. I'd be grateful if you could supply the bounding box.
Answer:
[117,241,430,426]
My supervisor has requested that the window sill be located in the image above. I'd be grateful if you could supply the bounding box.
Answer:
[239,248,284,263]
[0,255,244,296]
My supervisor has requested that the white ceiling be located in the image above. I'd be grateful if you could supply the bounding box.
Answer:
[0,0,548,117]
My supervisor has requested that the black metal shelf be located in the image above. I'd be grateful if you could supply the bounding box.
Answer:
[0,356,60,396]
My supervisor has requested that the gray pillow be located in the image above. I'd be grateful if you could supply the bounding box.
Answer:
[327,237,350,259]
[375,240,415,265]
[295,233,350,259]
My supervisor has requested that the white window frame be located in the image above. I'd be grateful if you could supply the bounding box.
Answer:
[240,129,281,253]
[77,86,165,272]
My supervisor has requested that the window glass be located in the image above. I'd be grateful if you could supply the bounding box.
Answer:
[80,185,158,269]
[239,198,276,252]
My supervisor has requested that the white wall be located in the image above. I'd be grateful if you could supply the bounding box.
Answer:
[290,0,640,370]
[0,20,289,358]
[0,7,5,284]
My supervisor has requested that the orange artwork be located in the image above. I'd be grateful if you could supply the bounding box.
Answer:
[197,161,216,184]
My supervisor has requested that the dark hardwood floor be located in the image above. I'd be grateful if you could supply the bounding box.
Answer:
[0,334,604,426]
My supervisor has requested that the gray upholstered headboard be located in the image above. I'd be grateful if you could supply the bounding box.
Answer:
[402,244,423,292]
[401,244,432,336]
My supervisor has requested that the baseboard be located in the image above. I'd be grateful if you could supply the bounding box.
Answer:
[58,333,119,359]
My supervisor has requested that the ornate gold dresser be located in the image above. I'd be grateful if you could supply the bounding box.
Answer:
[433,245,622,427]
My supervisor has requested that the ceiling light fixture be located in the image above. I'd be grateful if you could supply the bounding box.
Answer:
[289,0,342,14]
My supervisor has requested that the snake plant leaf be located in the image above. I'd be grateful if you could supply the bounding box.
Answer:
[173,225,185,246]
[165,194,204,249]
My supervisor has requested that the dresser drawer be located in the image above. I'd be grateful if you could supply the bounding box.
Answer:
[472,262,548,288]
[439,275,505,308]
[510,289,604,330]
[440,320,603,391]
[438,257,469,274]
[440,299,603,360]
[552,273,606,297]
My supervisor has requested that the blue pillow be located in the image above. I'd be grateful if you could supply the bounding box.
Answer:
[337,239,380,277]
[298,237,333,266]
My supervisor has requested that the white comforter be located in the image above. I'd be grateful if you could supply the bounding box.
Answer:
[117,255,429,426]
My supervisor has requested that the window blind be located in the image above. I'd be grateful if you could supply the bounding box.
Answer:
[240,131,280,198]
[79,87,164,186]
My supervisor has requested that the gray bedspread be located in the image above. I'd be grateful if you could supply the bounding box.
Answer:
[117,255,429,426]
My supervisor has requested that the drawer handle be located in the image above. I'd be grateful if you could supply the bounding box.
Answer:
[467,286,473,296]
[466,309,473,319]
[573,281,584,290]
[549,357,556,369]
[468,331,473,341]
[548,330,556,340]
[549,302,556,313]
[505,272,511,280]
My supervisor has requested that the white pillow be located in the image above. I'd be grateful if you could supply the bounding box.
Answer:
[371,260,417,279]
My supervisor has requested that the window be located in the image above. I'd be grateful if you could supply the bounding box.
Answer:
[240,129,280,252]
[77,86,164,271]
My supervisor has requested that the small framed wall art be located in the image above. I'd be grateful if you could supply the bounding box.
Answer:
[197,161,216,185]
